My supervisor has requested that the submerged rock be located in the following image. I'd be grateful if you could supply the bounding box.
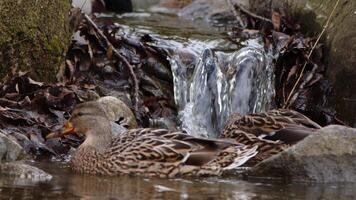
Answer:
[247,125,356,182]
[0,131,27,162]
[0,162,52,182]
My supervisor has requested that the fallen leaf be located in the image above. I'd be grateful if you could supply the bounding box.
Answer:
[272,11,281,31]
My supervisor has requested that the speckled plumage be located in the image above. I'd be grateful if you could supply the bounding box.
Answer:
[71,128,258,177]
[58,102,258,178]
[221,109,321,166]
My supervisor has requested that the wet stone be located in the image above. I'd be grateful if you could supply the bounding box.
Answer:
[0,131,27,162]
[247,125,356,183]
[0,162,52,182]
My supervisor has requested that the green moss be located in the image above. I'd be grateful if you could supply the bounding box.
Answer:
[0,0,71,82]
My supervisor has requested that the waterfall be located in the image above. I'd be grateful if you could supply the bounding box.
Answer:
[170,38,275,138]
[106,20,275,138]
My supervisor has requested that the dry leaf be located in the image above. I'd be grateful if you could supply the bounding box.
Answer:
[272,11,281,31]
[107,45,113,60]
[287,65,299,81]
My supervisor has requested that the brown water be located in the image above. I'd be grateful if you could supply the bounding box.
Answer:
[0,162,355,200]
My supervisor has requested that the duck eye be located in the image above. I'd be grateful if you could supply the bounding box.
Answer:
[117,117,125,124]
[76,112,85,117]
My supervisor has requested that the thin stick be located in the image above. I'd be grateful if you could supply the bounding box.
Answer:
[283,0,340,108]
[83,14,139,112]
[226,0,245,27]
[232,2,272,23]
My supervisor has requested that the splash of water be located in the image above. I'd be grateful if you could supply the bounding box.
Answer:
[170,39,275,138]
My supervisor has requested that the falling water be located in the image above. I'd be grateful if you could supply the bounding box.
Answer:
[170,39,275,138]
[86,11,275,138]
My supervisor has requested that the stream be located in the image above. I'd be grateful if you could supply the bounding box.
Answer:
[1,161,355,200]
[0,3,355,200]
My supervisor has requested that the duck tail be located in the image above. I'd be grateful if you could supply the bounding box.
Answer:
[223,145,258,170]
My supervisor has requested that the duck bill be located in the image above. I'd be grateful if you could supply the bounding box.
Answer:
[46,121,76,139]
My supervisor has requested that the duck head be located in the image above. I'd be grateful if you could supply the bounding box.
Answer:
[48,101,113,151]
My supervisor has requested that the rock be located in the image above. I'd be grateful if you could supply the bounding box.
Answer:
[0,131,27,162]
[250,0,356,126]
[97,96,138,128]
[0,0,72,82]
[247,125,356,182]
[0,162,52,182]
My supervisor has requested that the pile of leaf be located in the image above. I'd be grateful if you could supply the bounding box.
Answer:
[0,72,87,158]
[231,4,345,126]
[0,15,180,158]
[64,12,177,126]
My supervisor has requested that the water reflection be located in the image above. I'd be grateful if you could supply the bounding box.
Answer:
[0,162,355,200]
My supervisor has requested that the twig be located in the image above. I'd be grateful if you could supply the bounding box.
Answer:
[283,0,340,108]
[343,98,356,102]
[225,0,245,27]
[231,2,272,24]
[333,117,348,126]
[83,14,139,112]
[288,63,318,105]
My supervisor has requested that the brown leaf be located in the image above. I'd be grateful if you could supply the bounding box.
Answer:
[272,11,281,31]
[28,77,44,86]
[287,65,299,81]
[107,45,114,60]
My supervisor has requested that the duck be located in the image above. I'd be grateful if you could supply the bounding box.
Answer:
[47,101,258,177]
[221,109,321,166]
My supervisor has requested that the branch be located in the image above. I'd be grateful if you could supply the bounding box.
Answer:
[225,0,246,27]
[83,14,139,112]
[283,0,340,108]
[230,1,272,24]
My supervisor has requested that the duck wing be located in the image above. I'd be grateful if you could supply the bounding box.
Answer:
[223,109,321,145]
[220,129,287,166]
[112,128,241,165]
[107,128,257,177]
[267,109,321,129]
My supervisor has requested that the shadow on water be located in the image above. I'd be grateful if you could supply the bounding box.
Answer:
[1,162,356,200]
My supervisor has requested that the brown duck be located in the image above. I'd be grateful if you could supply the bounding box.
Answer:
[221,109,321,166]
[47,101,258,177]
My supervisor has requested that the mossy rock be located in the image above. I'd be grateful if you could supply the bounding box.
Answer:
[0,0,72,82]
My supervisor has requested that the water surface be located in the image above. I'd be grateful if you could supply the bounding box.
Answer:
[1,162,355,200]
